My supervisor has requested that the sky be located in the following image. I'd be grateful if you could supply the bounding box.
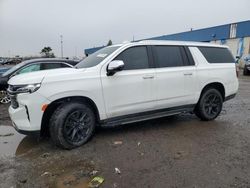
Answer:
[0,0,250,57]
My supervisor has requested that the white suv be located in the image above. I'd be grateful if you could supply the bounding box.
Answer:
[8,41,238,149]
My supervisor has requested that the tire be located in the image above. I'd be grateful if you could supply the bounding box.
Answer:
[243,66,249,75]
[195,88,223,121]
[49,102,96,149]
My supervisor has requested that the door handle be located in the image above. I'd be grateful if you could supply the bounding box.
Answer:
[183,73,193,76]
[143,75,154,79]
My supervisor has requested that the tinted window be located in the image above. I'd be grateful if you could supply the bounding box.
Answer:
[67,61,78,66]
[154,46,184,68]
[198,47,235,63]
[115,46,149,70]
[61,63,71,68]
[42,63,62,70]
[16,64,41,74]
[76,46,120,68]
[184,46,195,66]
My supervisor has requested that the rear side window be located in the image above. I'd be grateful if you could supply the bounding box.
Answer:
[115,46,149,70]
[198,47,235,63]
[153,46,184,68]
[42,63,62,70]
[61,63,71,68]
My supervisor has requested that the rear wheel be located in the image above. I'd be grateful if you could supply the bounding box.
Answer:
[195,88,223,121]
[49,102,96,149]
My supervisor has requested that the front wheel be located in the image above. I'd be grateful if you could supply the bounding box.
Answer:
[0,90,11,104]
[195,88,223,121]
[49,102,96,149]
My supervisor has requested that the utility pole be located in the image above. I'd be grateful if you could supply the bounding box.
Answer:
[75,46,77,58]
[60,35,63,58]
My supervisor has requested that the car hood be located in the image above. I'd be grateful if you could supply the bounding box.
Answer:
[8,68,85,85]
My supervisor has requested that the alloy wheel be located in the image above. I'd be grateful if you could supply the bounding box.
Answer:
[0,90,11,104]
[203,93,221,117]
[63,110,92,145]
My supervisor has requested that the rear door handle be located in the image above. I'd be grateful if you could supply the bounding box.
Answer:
[183,73,193,76]
[143,75,154,79]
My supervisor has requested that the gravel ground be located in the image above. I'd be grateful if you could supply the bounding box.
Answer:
[0,75,250,188]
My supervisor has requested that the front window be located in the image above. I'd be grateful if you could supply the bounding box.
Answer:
[76,46,120,68]
[114,46,149,70]
[16,64,41,74]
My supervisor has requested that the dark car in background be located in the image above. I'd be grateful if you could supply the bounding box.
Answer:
[0,58,79,103]
[0,67,12,76]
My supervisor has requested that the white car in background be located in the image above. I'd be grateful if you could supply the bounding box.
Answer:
[7,40,238,149]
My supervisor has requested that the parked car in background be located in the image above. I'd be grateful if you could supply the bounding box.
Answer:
[243,54,250,75]
[3,58,22,65]
[0,67,12,76]
[0,58,6,65]
[0,58,78,103]
[7,41,238,149]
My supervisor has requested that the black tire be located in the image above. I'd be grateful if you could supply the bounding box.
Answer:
[195,88,223,121]
[49,102,96,149]
[243,66,249,75]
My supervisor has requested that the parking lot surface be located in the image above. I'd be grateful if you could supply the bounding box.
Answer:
[0,75,250,188]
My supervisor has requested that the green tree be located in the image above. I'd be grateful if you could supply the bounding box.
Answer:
[40,46,55,58]
[107,40,113,46]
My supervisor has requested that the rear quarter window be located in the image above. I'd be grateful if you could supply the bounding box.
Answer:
[198,47,235,63]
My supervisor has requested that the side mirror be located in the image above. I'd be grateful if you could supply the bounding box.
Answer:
[236,56,240,59]
[107,60,124,76]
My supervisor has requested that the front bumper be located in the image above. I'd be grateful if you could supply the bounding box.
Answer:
[11,120,40,137]
[8,91,51,135]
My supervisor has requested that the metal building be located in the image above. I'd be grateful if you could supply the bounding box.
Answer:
[85,20,250,65]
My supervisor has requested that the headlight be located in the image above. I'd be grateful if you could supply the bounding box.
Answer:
[8,83,41,94]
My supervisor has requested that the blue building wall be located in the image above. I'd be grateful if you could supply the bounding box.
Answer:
[237,21,250,38]
[147,24,230,42]
[85,20,250,55]
[85,46,104,56]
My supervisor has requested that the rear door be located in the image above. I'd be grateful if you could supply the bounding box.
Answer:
[152,45,197,109]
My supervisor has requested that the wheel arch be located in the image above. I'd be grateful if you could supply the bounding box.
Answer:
[40,96,100,137]
[199,82,226,102]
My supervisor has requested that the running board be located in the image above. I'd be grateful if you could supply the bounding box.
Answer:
[101,105,195,127]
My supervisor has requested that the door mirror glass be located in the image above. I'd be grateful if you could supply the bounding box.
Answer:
[107,60,124,76]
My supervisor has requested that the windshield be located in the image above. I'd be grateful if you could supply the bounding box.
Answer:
[76,46,120,68]
[2,61,27,77]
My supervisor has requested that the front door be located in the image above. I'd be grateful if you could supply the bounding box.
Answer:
[101,46,156,118]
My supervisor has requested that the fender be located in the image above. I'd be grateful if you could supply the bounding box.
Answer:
[47,90,107,120]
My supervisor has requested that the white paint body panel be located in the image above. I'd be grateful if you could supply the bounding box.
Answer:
[8,40,239,132]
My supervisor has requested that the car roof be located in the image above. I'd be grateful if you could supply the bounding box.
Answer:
[115,40,228,49]
[22,58,79,65]
[1,58,79,77]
